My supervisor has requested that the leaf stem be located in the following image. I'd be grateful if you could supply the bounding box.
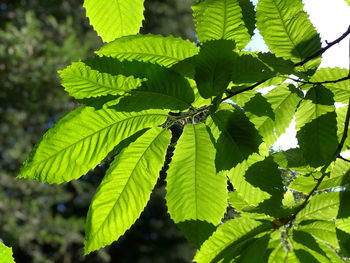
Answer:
[295,25,350,67]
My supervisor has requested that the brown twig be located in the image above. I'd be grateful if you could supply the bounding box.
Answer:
[295,25,350,67]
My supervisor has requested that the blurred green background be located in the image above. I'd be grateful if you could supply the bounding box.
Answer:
[0,0,196,262]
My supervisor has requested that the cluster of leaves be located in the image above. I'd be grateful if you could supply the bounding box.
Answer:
[17,0,350,262]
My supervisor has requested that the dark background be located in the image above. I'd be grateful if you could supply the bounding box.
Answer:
[0,0,197,262]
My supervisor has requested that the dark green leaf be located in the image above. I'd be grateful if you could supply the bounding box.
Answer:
[194,40,235,98]
[207,103,262,171]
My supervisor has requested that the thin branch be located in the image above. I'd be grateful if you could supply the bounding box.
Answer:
[288,76,350,85]
[295,25,350,67]
[336,97,350,154]
[221,79,268,102]
[338,155,350,163]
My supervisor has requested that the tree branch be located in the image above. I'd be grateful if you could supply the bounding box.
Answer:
[221,79,268,102]
[295,25,350,67]
[338,155,350,163]
[288,76,350,85]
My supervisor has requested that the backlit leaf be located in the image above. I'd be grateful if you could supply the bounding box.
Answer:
[228,153,271,207]
[194,217,272,263]
[84,127,171,254]
[336,106,350,150]
[295,85,335,130]
[192,0,250,48]
[231,52,295,85]
[96,34,199,67]
[0,242,15,263]
[256,0,321,67]
[166,123,227,247]
[310,68,350,104]
[206,103,262,171]
[194,40,235,98]
[298,220,339,249]
[297,112,338,168]
[18,105,168,183]
[296,192,340,221]
[59,61,142,99]
[265,84,303,137]
[84,0,144,42]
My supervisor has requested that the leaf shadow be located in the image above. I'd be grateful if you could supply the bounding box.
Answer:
[176,220,216,249]
[84,56,195,111]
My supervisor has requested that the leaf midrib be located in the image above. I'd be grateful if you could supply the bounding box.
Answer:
[193,125,199,221]
[91,128,167,238]
[105,51,182,65]
[65,71,138,94]
[26,112,167,168]
[270,0,303,60]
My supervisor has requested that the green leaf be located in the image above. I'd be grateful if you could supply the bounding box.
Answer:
[296,192,340,222]
[265,84,303,137]
[111,70,195,111]
[295,86,338,167]
[166,123,227,247]
[299,220,339,249]
[256,0,321,65]
[0,242,15,263]
[231,52,295,85]
[194,40,235,98]
[83,0,144,42]
[238,0,256,37]
[283,190,295,207]
[235,234,271,262]
[272,148,313,173]
[96,34,199,67]
[290,159,350,193]
[75,57,196,111]
[286,251,301,263]
[292,230,330,261]
[337,217,350,234]
[206,103,262,171]
[345,0,350,6]
[228,153,271,207]
[228,191,254,213]
[84,127,171,254]
[18,105,168,183]
[310,68,350,104]
[239,92,277,145]
[295,85,335,130]
[337,106,350,150]
[297,112,338,168]
[194,217,272,263]
[59,61,142,100]
[268,243,287,263]
[336,228,350,257]
[243,156,285,217]
[192,0,250,48]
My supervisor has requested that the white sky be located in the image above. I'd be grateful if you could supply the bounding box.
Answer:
[247,0,350,151]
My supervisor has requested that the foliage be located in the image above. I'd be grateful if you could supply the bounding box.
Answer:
[0,241,16,263]
[17,0,350,262]
[0,0,197,262]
